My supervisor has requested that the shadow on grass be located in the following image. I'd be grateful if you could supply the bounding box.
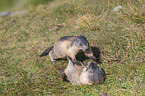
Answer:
[76,46,102,64]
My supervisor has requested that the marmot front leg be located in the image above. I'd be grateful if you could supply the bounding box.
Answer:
[71,56,83,66]
[85,47,98,63]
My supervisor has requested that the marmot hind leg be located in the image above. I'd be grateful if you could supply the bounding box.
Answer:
[49,50,58,64]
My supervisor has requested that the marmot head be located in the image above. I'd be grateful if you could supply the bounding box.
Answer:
[82,61,99,74]
[80,61,104,85]
[75,36,89,52]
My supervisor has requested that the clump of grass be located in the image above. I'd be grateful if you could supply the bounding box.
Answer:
[76,13,102,31]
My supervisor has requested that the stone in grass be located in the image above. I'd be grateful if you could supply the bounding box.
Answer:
[0,11,12,17]
[113,5,123,12]
[0,11,26,17]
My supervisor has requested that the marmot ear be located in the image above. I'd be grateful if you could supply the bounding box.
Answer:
[92,63,98,69]
[88,61,98,69]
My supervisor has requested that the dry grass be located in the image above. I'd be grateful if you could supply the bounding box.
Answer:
[76,13,102,31]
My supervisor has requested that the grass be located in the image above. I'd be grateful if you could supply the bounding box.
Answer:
[0,0,52,11]
[0,0,145,95]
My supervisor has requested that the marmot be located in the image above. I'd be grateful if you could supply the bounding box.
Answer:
[63,56,105,85]
[40,36,98,63]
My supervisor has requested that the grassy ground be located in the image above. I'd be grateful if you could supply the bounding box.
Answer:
[0,0,52,11]
[0,0,145,95]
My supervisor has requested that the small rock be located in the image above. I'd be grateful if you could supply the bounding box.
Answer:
[0,11,26,17]
[98,15,103,18]
[113,5,122,12]
[0,11,12,17]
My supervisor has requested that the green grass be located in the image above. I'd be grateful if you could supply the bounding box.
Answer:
[0,0,52,11]
[0,0,145,95]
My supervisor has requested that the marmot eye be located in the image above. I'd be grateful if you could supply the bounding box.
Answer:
[80,43,83,46]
